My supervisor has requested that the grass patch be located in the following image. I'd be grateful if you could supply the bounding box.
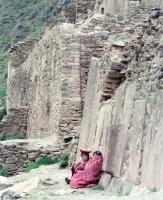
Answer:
[0,163,9,177]
[149,186,158,193]
[92,183,104,191]
[34,75,38,83]
[25,153,69,172]
[0,107,6,121]
[25,157,58,172]
[0,51,8,107]
[58,153,69,168]
[0,134,26,141]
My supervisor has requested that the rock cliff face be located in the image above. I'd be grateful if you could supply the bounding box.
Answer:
[2,0,163,190]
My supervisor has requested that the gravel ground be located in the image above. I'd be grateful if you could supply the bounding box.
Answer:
[5,165,163,200]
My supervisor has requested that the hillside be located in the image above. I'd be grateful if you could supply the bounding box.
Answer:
[0,0,73,107]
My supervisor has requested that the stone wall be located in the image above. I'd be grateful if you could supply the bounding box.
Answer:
[94,0,128,16]
[22,24,82,146]
[0,107,27,137]
[64,0,95,23]
[142,0,163,9]
[4,0,163,189]
[0,140,61,175]
[6,14,109,158]
[2,40,38,138]
[77,9,163,189]
[7,40,38,110]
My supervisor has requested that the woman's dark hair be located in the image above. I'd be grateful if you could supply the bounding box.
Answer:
[93,151,102,156]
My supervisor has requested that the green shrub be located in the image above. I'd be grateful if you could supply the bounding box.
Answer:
[58,153,69,168]
[0,51,8,107]
[6,135,26,140]
[0,134,6,141]
[37,157,58,165]
[25,162,40,172]
[0,163,9,177]
[34,75,38,82]
[0,134,26,141]
[0,107,6,121]
[25,157,58,172]
[149,186,157,193]
[92,183,104,191]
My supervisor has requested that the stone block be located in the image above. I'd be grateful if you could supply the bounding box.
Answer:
[27,152,40,161]
[6,156,18,164]
[107,178,134,196]
[99,173,112,190]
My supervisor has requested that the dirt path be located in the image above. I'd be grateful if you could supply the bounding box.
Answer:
[5,165,163,200]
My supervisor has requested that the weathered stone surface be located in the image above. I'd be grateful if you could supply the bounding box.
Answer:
[107,178,134,196]
[0,140,61,175]
[6,156,18,164]
[77,5,163,190]
[142,0,163,9]
[95,0,128,16]
[99,173,112,190]
[0,107,27,137]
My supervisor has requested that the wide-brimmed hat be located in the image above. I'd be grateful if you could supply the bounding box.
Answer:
[80,147,91,154]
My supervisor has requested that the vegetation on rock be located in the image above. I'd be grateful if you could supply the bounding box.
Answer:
[0,134,26,141]
[92,183,104,191]
[25,153,69,172]
[0,107,6,121]
[149,186,158,193]
[0,163,9,177]
[25,157,59,172]
[58,153,69,168]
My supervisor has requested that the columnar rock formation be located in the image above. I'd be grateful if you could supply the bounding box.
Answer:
[1,0,163,190]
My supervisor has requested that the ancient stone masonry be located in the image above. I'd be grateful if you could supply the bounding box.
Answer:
[64,0,95,23]
[78,7,163,190]
[7,40,38,110]
[0,140,61,175]
[2,40,38,137]
[94,0,128,16]
[142,0,163,9]
[5,14,109,160]
[0,107,27,137]
[3,0,163,191]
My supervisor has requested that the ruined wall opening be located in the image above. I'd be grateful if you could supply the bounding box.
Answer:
[101,69,126,102]
[101,7,105,14]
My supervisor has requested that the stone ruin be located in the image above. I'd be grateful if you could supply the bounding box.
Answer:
[0,0,163,191]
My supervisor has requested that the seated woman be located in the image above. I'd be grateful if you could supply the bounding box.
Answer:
[65,147,92,184]
[69,151,103,189]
